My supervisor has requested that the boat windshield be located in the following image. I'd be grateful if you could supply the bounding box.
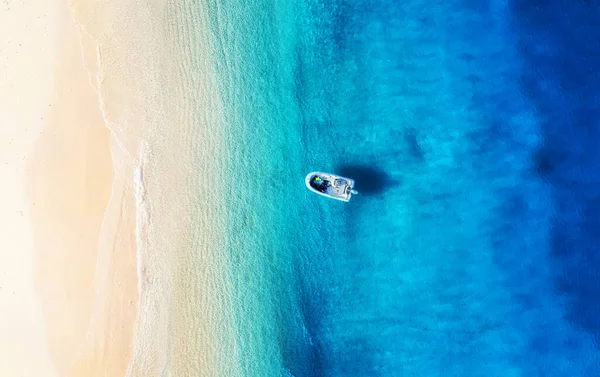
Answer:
[310,176,329,193]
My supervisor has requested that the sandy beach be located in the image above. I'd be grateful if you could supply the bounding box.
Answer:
[0,0,60,375]
[2,0,249,374]
[1,1,138,376]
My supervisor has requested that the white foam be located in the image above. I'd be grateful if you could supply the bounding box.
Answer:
[134,141,150,301]
[126,142,175,377]
[124,140,152,377]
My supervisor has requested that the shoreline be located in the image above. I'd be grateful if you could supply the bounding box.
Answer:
[4,0,244,375]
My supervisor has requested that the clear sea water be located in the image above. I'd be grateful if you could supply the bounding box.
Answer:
[182,0,600,375]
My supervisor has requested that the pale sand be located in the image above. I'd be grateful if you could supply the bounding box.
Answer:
[27,1,140,377]
[0,0,61,375]
[1,0,138,376]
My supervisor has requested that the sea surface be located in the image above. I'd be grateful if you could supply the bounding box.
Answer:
[123,0,600,376]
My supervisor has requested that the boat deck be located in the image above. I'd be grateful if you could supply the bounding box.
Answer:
[305,172,356,202]
[327,179,351,198]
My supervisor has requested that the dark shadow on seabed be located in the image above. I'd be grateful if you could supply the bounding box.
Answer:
[336,164,400,196]
[511,1,600,345]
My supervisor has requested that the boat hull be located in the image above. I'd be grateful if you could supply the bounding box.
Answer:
[305,171,356,202]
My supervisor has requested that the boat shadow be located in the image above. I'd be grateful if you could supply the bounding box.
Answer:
[336,164,400,196]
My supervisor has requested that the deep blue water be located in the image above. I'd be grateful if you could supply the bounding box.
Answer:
[205,0,600,375]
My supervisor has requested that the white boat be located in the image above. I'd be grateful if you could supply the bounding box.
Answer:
[305,171,358,202]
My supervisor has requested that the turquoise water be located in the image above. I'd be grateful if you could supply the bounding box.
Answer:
[200,0,600,375]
